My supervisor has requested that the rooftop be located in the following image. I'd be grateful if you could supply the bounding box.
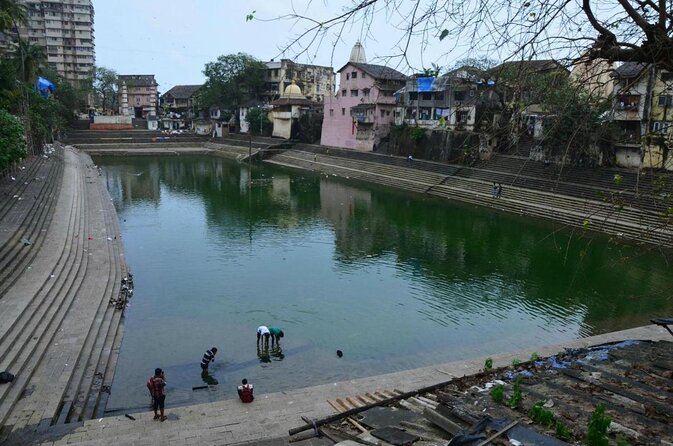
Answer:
[162,84,203,99]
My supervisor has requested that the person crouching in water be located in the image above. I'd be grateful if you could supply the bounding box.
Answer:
[269,326,284,347]
[200,347,217,377]
[257,326,270,347]
[238,378,254,403]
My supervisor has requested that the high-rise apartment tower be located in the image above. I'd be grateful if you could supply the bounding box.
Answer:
[2,0,95,84]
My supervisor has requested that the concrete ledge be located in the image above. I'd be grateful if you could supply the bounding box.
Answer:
[33,324,672,445]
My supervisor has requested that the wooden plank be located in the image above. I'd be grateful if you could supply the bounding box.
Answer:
[357,394,375,405]
[346,397,364,408]
[365,392,382,402]
[327,400,368,433]
[410,396,435,409]
[422,408,463,435]
[561,369,673,417]
[289,373,463,436]
[336,398,357,411]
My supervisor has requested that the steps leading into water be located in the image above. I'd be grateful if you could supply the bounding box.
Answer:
[0,146,129,444]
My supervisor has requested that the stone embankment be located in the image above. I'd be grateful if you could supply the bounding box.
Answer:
[67,129,673,247]
[265,144,673,249]
[0,144,129,444]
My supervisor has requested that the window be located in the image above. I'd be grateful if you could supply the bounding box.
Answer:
[434,92,444,101]
[387,111,391,116]
[409,92,418,100]
[342,89,347,97]
[350,89,358,97]
[346,73,350,80]
[653,121,669,132]
[661,72,673,82]
[329,109,334,116]
[658,95,672,107]
[454,91,466,101]
[380,109,386,117]
[362,88,370,97]
[342,108,345,115]
[421,92,432,101]
[352,71,358,78]
[457,111,469,123]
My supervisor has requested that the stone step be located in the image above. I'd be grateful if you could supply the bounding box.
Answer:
[0,152,64,298]
[0,155,47,225]
[60,162,125,424]
[0,149,90,431]
[268,151,673,248]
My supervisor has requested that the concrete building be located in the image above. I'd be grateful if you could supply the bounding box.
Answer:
[569,53,615,100]
[271,82,318,139]
[395,67,500,132]
[0,0,95,84]
[117,75,158,118]
[320,42,407,151]
[263,60,334,103]
[161,84,202,113]
[610,62,650,168]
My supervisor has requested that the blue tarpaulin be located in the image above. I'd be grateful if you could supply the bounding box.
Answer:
[416,77,434,92]
[36,76,56,97]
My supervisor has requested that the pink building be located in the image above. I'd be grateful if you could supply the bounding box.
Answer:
[321,43,407,151]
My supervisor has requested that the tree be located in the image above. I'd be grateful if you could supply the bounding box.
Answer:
[201,53,267,108]
[12,39,47,83]
[271,0,673,72]
[0,108,26,171]
[0,0,27,34]
[531,73,613,159]
[245,106,272,136]
[93,66,118,113]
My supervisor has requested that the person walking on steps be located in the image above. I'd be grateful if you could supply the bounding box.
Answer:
[496,183,503,198]
[146,368,167,421]
[200,347,218,376]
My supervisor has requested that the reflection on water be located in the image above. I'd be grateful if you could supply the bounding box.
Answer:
[95,155,673,413]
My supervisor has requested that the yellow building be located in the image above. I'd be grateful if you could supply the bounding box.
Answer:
[644,70,673,170]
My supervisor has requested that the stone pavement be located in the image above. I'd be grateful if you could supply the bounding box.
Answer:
[31,324,671,445]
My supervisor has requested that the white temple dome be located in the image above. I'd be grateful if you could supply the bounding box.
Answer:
[282,82,303,98]
[349,41,367,63]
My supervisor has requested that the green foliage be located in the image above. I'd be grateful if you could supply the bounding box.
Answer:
[616,434,630,446]
[0,108,26,171]
[613,174,623,185]
[508,376,523,408]
[490,384,504,403]
[586,403,611,446]
[530,352,540,361]
[410,126,426,142]
[202,53,266,108]
[528,401,555,427]
[555,422,572,441]
[245,10,256,21]
[296,111,323,143]
[512,358,521,366]
[93,66,118,112]
[484,357,493,370]
[245,107,272,136]
[0,0,27,33]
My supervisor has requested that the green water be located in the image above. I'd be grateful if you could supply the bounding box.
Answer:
[96,155,673,413]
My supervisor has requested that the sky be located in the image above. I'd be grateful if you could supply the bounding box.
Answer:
[92,0,480,94]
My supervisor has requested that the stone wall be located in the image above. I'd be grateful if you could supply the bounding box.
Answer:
[378,126,481,163]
